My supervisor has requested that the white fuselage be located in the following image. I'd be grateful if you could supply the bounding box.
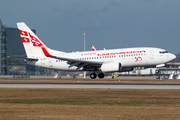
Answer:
[27,47,176,71]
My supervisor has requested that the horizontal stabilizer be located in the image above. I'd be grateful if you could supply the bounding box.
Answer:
[8,56,38,61]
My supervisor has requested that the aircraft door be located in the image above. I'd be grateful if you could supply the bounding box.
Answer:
[49,59,53,67]
[149,50,154,59]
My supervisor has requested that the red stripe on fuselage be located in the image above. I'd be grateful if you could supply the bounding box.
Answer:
[41,47,53,57]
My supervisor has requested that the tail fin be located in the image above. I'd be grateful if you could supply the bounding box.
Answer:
[17,22,47,58]
[91,45,96,51]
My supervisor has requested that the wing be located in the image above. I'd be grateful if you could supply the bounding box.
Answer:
[41,47,102,71]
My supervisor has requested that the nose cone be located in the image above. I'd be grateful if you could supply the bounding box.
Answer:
[170,53,176,60]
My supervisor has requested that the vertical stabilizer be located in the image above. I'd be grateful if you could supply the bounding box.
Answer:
[91,45,96,51]
[17,22,47,58]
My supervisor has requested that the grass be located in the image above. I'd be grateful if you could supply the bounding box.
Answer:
[0,88,180,119]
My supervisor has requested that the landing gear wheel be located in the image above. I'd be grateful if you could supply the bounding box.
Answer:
[90,73,97,79]
[98,73,104,79]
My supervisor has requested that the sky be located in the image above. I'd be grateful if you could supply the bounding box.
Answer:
[0,0,180,54]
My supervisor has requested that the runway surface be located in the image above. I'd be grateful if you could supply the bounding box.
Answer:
[1,77,180,89]
[1,83,180,89]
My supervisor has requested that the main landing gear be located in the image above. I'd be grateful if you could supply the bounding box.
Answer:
[90,73,104,79]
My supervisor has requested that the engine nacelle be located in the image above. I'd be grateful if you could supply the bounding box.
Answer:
[101,62,122,72]
[100,62,134,73]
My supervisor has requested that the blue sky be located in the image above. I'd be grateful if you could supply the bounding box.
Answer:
[0,0,180,54]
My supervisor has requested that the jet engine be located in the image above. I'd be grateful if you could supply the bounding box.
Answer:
[100,62,122,72]
[100,62,133,72]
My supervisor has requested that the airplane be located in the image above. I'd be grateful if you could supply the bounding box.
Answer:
[17,22,176,79]
[91,45,106,51]
[91,45,96,51]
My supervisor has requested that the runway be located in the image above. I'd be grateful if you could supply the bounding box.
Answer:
[1,83,180,89]
[1,77,180,89]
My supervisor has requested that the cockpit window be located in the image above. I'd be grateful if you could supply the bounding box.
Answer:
[159,51,168,54]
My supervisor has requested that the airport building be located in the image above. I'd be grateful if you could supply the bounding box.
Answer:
[0,19,45,75]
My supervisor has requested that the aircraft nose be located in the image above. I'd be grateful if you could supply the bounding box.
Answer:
[170,53,176,60]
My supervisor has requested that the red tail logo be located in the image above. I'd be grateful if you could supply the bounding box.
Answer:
[19,29,43,47]
[91,45,96,51]
[21,37,30,43]
[29,33,43,47]
[19,29,28,36]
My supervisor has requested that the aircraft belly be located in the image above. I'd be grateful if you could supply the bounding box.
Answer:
[53,62,79,71]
